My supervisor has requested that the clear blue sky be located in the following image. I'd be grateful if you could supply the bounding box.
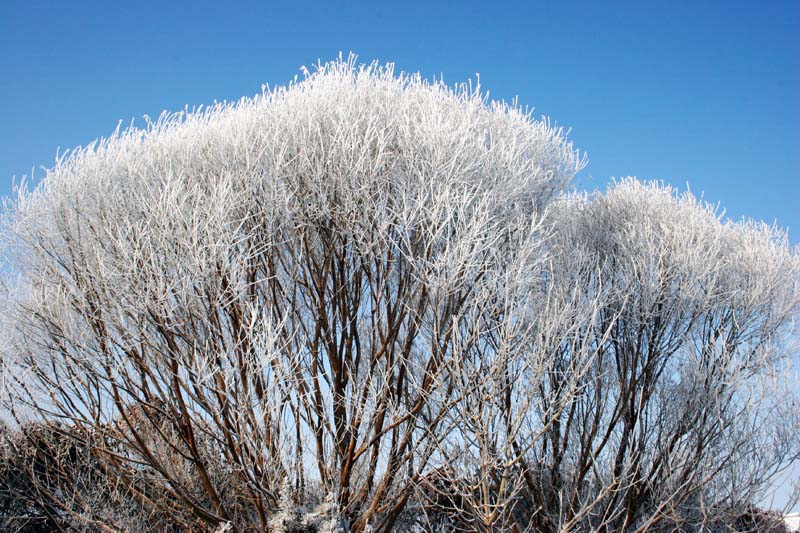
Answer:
[1,0,799,511]
[1,0,798,241]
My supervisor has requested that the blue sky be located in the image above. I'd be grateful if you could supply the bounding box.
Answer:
[1,1,798,242]
[1,0,799,512]
[2,0,798,241]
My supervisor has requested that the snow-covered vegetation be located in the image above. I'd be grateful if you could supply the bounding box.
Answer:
[1,57,798,532]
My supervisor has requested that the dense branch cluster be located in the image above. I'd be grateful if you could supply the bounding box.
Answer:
[1,57,798,532]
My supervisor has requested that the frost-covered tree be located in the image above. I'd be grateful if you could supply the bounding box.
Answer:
[410,180,800,532]
[526,180,800,531]
[1,57,798,532]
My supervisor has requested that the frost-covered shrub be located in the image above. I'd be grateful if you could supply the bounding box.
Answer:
[1,56,797,532]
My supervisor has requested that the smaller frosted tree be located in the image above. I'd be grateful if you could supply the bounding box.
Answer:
[429,179,800,531]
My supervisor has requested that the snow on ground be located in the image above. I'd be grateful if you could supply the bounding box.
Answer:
[785,513,800,532]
